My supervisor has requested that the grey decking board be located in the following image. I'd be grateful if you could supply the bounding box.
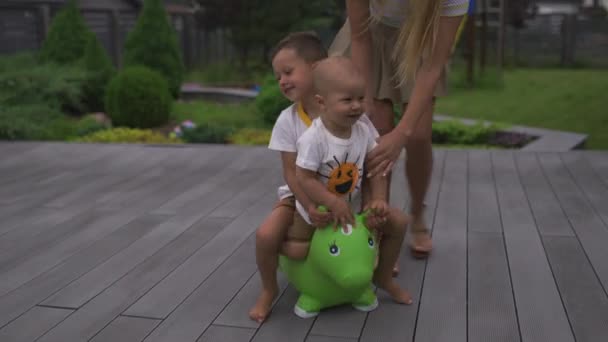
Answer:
[197,325,256,342]
[0,306,73,342]
[414,151,468,342]
[42,147,167,208]
[359,149,447,342]
[0,206,110,268]
[151,147,273,215]
[537,153,608,291]
[467,150,502,233]
[306,336,357,342]
[34,216,232,342]
[542,236,608,342]
[515,153,575,237]
[41,216,215,309]
[213,271,289,329]
[0,215,167,329]
[249,286,315,342]
[124,186,277,319]
[491,151,574,342]
[468,232,520,342]
[0,146,244,291]
[90,316,161,342]
[308,306,367,339]
[585,152,608,187]
[467,151,519,342]
[140,235,259,342]
[561,153,608,229]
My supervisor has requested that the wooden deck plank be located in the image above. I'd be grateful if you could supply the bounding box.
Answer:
[0,148,249,295]
[414,150,468,342]
[584,152,608,186]
[561,153,608,233]
[515,153,574,236]
[34,216,232,342]
[151,147,274,215]
[543,236,608,342]
[467,150,502,233]
[140,234,260,342]
[359,149,446,342]
[197,325,256,342]
[0,306,72,342]
[518,152,608,340]
[491,151,574,342]
[0,215,166,329]
[467,151,519,342]
[468,233,520,342]
[124,175,279,319]
[90,316,161,342]
[41,216,211,309]
[306,336,357,342]
[537,153,608,292]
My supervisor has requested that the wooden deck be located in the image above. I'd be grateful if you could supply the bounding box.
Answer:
[1,142,607,342]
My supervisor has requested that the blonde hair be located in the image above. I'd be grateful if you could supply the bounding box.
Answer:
[374,0,442,85]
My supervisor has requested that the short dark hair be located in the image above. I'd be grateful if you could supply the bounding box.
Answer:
[270,31,328,64]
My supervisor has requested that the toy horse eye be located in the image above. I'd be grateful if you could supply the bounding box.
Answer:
[368,237,375,248]
[329,243,340,256]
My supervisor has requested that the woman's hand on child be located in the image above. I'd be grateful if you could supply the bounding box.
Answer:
[366,129,408,178]
[364,199,389,230]
[328,197,355,230]
[308,205,334,228]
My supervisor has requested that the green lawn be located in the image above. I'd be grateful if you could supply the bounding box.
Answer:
[435,68,608,149]
[171,100,265,129]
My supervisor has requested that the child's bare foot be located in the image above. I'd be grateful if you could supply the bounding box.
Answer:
[374,277,413,305]
[249,288,278,323]
[392,263,399,277]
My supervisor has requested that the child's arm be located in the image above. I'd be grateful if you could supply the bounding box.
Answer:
[280,151,331,227]
[296,166,354,228]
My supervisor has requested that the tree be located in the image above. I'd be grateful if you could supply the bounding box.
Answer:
[39,0,91,64]
[123,0,185,98]
[195,0,339,66]
[82,32,116,112]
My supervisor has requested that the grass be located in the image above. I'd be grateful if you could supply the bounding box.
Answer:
[171,100,267,129]
[436,67,608,149]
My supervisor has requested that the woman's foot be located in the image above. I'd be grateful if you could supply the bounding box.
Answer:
[249,287,278,323]
[409,218,432,259]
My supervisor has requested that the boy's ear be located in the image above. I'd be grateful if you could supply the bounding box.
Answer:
[315,94,325,108]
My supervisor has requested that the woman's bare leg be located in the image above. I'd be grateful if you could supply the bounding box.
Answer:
[402,99,435,258]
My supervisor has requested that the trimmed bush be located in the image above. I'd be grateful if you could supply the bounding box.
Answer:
[75,114,110,137]
[82,32,115,112]
[228,128,271,145]
[0,104,76,141]
[180,123,234,144]
[255,75,290,125]
[39,0,91,64]
[0,63,88,115]
[105,66,172,128]
[75,127,181,144]
[432,120,499,145]
[123,0,184,98]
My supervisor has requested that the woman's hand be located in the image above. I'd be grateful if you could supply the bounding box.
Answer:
[366,129,408,178]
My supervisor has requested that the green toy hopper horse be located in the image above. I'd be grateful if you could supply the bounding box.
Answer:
[278,210,378,318]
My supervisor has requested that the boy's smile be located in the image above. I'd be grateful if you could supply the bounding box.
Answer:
[272,48,314,102]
